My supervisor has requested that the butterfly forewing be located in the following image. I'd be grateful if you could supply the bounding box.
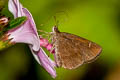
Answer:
[52,31,102,69]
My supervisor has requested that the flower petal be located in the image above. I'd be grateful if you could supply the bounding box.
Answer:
[22,8,38,36]
[8,0,24,18]
[37,48,57,78]
[8,0,40,51]
[8,0,17,18]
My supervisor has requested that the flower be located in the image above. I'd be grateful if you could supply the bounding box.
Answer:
[7,0,56,78]
[40,37,55,53]
[0,16,9,28]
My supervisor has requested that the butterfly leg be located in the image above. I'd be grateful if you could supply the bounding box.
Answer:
[50,43,55,54]
[38,30,51,39]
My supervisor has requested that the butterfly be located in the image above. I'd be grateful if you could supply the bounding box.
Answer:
[50,26,102,69]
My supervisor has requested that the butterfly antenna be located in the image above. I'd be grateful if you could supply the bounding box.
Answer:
[54,16,59,27]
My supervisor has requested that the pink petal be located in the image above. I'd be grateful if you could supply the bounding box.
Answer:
[37,48,57,78]
[8,0,40,51]
[8,0,17,18]
[8,0,24,18]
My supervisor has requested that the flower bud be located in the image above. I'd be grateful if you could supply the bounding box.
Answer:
[0,16,9,30]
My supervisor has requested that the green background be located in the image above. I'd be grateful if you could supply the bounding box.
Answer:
[0,0,120,80]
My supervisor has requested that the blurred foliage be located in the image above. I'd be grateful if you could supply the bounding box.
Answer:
[0,0,120,80]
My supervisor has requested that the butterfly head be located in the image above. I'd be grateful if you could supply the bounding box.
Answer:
[52,26,60,33]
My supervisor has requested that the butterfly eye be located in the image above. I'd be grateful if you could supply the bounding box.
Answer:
[53,26,60,33]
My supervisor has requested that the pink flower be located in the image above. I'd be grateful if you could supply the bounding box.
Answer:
[40,37,55,54]
[8,0,56,78]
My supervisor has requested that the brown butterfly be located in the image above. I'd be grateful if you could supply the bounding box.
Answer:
[51,26,102,69]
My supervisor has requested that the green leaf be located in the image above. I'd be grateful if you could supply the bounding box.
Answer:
[7,16,27,30]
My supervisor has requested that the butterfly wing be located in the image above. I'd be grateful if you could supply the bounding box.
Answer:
[53,32,102,69]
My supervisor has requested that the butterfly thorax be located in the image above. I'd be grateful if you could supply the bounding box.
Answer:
[51,26,60,44]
